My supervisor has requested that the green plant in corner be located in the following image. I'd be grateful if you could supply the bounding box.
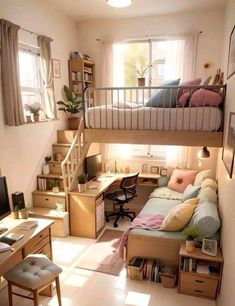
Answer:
[77,173,87,184]
[182,226,201,241]
[56,85,83,116]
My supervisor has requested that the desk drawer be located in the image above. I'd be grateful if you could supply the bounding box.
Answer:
[36,243,52,259]
[180,273,218,298]
[24,228,50,255]
[33,194,65,209]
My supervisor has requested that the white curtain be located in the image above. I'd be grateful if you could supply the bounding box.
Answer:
[37,35,55,119]
[166,146,193,169]
[100,41,114,87]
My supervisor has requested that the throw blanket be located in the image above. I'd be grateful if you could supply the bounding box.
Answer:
[116,214,165,258]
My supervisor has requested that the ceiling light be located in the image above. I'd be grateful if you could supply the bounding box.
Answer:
[106,0,133,8]
[197,147,210,159]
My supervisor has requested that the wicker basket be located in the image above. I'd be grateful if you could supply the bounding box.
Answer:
[159,266,177,288]
[127,265,144,280]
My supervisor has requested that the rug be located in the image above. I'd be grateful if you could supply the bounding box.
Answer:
[76,229,124,276]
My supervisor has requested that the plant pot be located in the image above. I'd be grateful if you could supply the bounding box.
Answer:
[42,164,50,175]
[33,114,40,122]
[52,187,60,193]
[68,117,80,130]
[186,240,195,252]
[78,183,86,192]
[20,209,29,219]
[11,210,19,219]
[138,77,145,87]
[26,115,32,123]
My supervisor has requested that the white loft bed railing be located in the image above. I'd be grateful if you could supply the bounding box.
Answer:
[82,85,226,147]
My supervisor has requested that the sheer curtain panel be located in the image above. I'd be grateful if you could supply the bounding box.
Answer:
[0,19,24,126]
[37,35,55,119]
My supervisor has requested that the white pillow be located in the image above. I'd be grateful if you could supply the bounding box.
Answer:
[198,187,217,205]
[112,102,140,109]
[201,178,218,191]
[194,170,212,186]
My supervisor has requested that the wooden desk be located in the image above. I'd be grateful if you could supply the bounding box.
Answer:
[69,173,161,238]
[0,217,54,292]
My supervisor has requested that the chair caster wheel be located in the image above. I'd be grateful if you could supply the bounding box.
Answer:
[114,223,118,228]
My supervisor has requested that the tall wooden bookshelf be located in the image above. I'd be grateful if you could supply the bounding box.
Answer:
[68,59,95,106]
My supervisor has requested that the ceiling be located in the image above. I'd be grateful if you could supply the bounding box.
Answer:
[50,0,226,22]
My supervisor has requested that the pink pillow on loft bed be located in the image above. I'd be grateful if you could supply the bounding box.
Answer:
[177,78,201,107]
[189,89,222,107]
[168,169,198,193]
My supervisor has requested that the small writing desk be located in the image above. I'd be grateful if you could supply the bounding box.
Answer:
[69,172,161,238]
[0,217,54,293]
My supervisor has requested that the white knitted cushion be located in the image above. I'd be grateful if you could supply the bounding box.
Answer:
[4,254,62,290]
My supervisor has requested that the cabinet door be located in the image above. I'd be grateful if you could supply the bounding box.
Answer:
[96,201,105,232]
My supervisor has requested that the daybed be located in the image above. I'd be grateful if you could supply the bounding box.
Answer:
[126,170,221,267]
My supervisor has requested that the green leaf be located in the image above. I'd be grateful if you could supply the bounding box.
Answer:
[64,85,74,102]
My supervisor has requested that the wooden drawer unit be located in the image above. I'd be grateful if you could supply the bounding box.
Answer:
[23,228,51,256]
[33,193,65,209]
[180,273,218,299]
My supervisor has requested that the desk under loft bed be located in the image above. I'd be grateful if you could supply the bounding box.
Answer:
[82,84,226,147]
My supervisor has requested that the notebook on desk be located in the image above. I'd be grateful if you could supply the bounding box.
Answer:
[17,220,38,231]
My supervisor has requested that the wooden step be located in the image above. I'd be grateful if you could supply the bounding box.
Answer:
[52,143,78,158]
[37,174,63,179]
[33,190,66,197]
[29,207,68,220]
[57,130,77,144]
[48,161,62,175]
[53,143,78,147]
[33,190,66,209]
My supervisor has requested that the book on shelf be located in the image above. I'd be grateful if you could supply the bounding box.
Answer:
[196,262,210,275]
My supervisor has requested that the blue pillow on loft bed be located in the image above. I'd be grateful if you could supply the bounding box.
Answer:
[145,79,180,108]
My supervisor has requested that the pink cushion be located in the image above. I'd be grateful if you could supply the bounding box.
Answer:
[168,169,198,193]
[177,92,191,107]
[190,89,222,107]
[177,78,201,106]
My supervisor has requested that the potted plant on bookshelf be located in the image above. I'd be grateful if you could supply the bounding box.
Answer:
[24,103,42,122]
[77,173,87,192]
[51,179,60,193]
[56,85,83,130]
[182,226,201,252]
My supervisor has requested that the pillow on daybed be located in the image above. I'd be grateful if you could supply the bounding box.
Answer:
[177,78,201,107]
[112,102,140,109]
[194,169,212,186]
[190,89,222,107]
[201,178,218,191]
[189,201,221,237]
[182,184,201,201]
[198,187,217,204]
[183,198,199,206]
[145,79,180,108]
[160,202,196,231]
[167,169,198,193]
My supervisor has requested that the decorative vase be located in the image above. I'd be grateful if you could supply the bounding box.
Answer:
[42,164,50,175]
[186,240,195,252]
[52,187,60,193]
[33,114,40,122]
[138,77,145,87]
[11,210,19,219]
[26,115,32,123]
[68,117,80,130]
[78,183,86,192]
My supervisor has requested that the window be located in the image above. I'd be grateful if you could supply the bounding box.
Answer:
[18,45,45,119]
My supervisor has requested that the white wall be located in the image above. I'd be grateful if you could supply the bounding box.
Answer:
[76,8,225,83]
[217,1,235,306]
[0,0,78,206]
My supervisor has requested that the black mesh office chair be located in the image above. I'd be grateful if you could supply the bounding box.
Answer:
[105,173,139,228]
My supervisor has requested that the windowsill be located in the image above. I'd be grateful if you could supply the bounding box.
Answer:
[24,118,59,125]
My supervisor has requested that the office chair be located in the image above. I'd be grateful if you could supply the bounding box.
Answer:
[105,173,139,228]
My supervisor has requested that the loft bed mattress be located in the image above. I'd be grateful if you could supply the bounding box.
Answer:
[86,106,222,131]
[129,198,184,240]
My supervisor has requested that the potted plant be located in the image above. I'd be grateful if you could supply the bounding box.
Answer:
[42,156,51,175]
[182,226,201,252]
[11,205,19,219]
[77,173,87,192]
[51,179,60,193]
[56,85,83,130]
[24,103,42,122]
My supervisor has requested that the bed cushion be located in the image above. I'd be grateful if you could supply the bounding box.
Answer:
[189,201,221,237]
[183,198,199,205]
[194,169,212,186]
[177,78,201,106]
[201,178,218,191]
[140,197,181,216]
[190,89,222,107]
[145,79,180,108]
[182,184,201,201]
[198,187,217,204]
[167,169,198,193]
[149,187,183,200]
[160,202,196,231]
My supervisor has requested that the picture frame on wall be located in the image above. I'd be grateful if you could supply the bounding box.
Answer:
[227,25,235,79]
[52,59,61,78]
[151,166,159,174]
[222,112,235,178]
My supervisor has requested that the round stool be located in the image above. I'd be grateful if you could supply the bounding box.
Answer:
[4,254,62,306]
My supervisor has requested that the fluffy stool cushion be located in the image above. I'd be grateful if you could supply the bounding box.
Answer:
[4,254,62,290]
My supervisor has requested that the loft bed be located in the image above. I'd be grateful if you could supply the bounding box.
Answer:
[82,84,226,147]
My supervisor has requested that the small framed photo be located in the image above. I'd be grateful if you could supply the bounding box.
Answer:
[202,238,217,257]
[160,168,168,176]
[52,59,61,78]
[141,163,148,174]
[151,166,159,174]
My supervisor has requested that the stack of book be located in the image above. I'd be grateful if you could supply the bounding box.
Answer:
[38,178,47,191]
[128,257,161,282]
